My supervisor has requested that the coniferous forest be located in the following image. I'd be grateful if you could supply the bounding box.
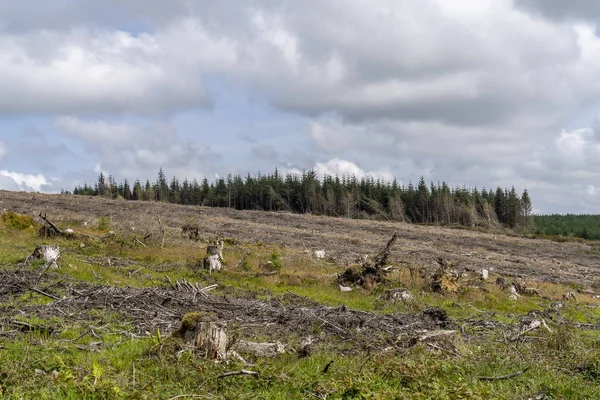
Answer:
[533,214,600,240]
[72,168,534,230]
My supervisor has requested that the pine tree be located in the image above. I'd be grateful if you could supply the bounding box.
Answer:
[96,172,107,197]
[123,179,132,200]
[133,180,143,201]
[143,180,154,201]
[520,189,533,230]
[156,168,169,202]
[506,187,520,229]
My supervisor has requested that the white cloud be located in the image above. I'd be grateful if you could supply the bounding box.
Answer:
[54,117,221,181]
[314,158,394,182]
[586,185,597,196]
[0,142,6,160]
[0,19,237,115]
[0,170,49,192]
[2,0,599,129]
[2,0,600,213]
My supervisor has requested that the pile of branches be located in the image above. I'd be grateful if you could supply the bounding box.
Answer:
[1,267,451,348]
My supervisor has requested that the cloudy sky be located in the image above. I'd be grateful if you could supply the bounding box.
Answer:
[1,0,600,213]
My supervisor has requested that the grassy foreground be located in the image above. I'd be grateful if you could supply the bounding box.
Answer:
[1,211,600,399]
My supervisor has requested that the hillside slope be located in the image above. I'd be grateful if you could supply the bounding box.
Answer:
[2,190,598,288]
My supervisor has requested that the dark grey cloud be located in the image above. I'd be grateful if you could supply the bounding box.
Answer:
[0,0,597,129]
[1,0,600,213]
[515,0,600,21]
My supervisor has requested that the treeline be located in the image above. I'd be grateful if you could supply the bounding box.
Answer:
[534,214,600,240]
[72,168,533,229]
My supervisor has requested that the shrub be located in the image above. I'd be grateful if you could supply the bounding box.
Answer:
[97,216,111,231]
[267,251,283,271]
[240,258,251,271]
[1,212,36,230]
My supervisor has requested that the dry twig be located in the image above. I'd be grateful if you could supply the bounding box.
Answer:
[478,367,529,381]
[217,370,259,379]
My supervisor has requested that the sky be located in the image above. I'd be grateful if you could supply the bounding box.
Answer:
[1,0,600,213]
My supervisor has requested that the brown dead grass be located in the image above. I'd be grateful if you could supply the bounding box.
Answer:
[2,190,600,290]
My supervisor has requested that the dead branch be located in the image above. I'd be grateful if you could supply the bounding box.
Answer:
[478,367,529,381]
[235,341,285,357]
[29,287,60,300]
[39,213,63,236]
[217,370,258,379]
[165,275,176,290]
[315,315,347,336]
[322,360,334,374]
[358,353,375,374]
[510,320,542,342]
[158,218,166,248]
[235,251,251,268]
[36,248,64,284]
[75,232,101,241]
[254,271,278,277]
[338,232,398,289]
[373,232,398,269]
[418,330,456,342]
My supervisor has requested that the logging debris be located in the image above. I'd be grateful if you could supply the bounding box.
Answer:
[338,232,398,289]
[430,258,459,294]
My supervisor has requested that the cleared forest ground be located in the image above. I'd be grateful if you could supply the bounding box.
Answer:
[1,190,600,399]
[3,190,599,289]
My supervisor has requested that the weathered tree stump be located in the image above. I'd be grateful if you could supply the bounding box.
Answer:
[172,312,228,360]
[203,239,224,274]
[431,258,459,294]
[182,223,200,240]
[171,312,285,360]
[28,245,61,268]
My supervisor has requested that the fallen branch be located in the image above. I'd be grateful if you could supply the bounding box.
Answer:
[165,275,176,290]
[235,251,251,268]
[36,248,65,284]
[315,315,347,336]
[322,360,334,374]
[39,213,63,236]
[510,320,542,342]
[76,232,101,241]
[217,370,259,379]
[29,287,60,301]
[254,271,278,277]
[478,367,530,381]
[158,218,166,249]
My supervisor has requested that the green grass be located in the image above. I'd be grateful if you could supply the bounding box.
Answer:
[2,328,600,399]
[3,222,600,398]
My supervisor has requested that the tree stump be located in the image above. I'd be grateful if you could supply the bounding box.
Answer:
[171,312,285,360]
[29,245,61,268]
[172,312,228,360]
[203,239,224,274]
[431,258,459,294]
